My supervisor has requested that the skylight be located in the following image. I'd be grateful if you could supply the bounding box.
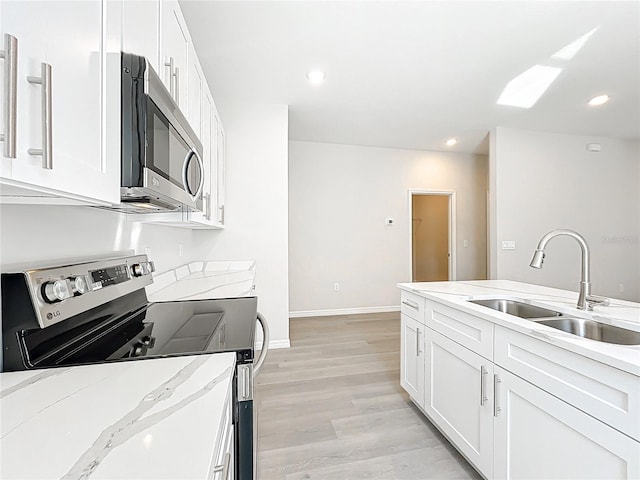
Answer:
[497,65,563,108]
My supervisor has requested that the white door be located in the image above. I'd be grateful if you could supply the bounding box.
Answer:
[424,328,494,478]
[493,366,640,480]
[1,0,119,204]
[400,314,425,406]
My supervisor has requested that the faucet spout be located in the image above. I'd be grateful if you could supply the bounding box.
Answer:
[529,229,591,310]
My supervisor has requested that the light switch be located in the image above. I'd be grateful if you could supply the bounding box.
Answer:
[502,240,516,250]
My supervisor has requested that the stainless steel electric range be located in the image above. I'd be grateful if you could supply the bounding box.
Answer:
[1,254,267,480]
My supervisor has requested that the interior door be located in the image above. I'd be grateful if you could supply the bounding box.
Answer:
[412,194,450,281]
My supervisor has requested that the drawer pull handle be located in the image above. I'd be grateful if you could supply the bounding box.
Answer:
[402,299,419,310]
[480,365,488,406]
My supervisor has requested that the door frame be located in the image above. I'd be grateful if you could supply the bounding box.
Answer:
[408,190,457,282]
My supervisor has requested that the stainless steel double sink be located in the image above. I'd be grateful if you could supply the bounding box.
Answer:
[469,299,640,346]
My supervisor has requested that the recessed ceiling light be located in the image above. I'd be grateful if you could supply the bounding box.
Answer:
[445,138,457,146]
[306,71,325,85]
[588,94,609,106]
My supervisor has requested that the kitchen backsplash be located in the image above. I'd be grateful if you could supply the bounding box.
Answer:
[0,204,210,273]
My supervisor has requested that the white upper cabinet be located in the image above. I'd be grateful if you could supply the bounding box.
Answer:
[215,115,226,226]
[160,0,189,111]
[122,0,160,72]
[187,43,203,138]
[0,0,120,204]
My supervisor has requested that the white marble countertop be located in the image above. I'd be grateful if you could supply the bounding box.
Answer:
[147,260,255,302]
[398,280,640,376]
[0,353,236,479]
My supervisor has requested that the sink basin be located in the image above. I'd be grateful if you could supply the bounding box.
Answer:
[533,318,640,345]
[469,299,563,319]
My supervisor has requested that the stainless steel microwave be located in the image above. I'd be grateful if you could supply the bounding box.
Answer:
[120,53,204,213]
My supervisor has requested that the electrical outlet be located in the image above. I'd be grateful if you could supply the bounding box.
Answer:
[501,240,516,250]
[619,284,625,293]
[178,244,184,257]
[334,283,340,292]
[463,239,469,248]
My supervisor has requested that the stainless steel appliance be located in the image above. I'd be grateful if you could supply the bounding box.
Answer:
[119,53,204,213]
[1,254,267,480]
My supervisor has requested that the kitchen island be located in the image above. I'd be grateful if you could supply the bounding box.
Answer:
[0,352,235,479]
[398,280,640,479]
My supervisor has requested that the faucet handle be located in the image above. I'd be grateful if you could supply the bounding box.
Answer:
[586,295,610,310]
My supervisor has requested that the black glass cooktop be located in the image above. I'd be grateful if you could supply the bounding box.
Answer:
[18,295,257,370]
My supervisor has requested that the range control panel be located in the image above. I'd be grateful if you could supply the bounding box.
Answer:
[23,255,155,328]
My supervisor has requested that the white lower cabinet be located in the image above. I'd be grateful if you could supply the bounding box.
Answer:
[211,395,235,480]
[400,292,640,480]
[425,328,494,478]
[400,313,425,406]
[494,366,640,480]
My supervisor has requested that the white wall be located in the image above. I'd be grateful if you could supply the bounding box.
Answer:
[289,141,488,314]
[0,205,195,272]
[490,127,640,301]
[191,103,290,348]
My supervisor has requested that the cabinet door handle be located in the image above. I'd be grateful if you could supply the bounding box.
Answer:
[402,299,419,310]
[174,66,180,105]
[204,192,211,220]
[164,56,175,98]
[416,327,421,356]
[27,63,53,169]
[219,204,225,224]
[480,365,488,406]
[0,34,18,158]
[494,374,502,417]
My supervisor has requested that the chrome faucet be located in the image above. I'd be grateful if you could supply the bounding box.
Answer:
[529,229,609,310]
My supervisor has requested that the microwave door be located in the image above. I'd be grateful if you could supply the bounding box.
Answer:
[144,99,203,210]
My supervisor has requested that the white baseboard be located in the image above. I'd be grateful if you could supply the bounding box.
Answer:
[289,305,400,318]
[256,339,290,350]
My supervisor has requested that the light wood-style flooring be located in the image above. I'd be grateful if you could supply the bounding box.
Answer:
[255,312,482,480]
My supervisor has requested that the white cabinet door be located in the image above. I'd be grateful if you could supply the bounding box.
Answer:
[0,0,119,204]
[160,0,189,110]
[185,89,219,228]
[215,116,226,225]
[186,42,203,138]
[400,313,425,406]
[123,0,160,72]
[425,328,494,478]
[494,366,640,480]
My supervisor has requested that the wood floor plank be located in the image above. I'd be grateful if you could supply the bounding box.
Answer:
[255,313,481,480]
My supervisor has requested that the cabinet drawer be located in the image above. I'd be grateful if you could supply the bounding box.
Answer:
[495,325,640,441]
[400,291,426,323]
[425,300,494,360]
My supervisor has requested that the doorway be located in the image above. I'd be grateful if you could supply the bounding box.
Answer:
[410,191,456,282]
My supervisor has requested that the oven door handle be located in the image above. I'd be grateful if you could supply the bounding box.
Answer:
[253,312,269,378]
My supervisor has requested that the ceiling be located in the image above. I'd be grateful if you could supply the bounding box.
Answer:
[180,1,640,155]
